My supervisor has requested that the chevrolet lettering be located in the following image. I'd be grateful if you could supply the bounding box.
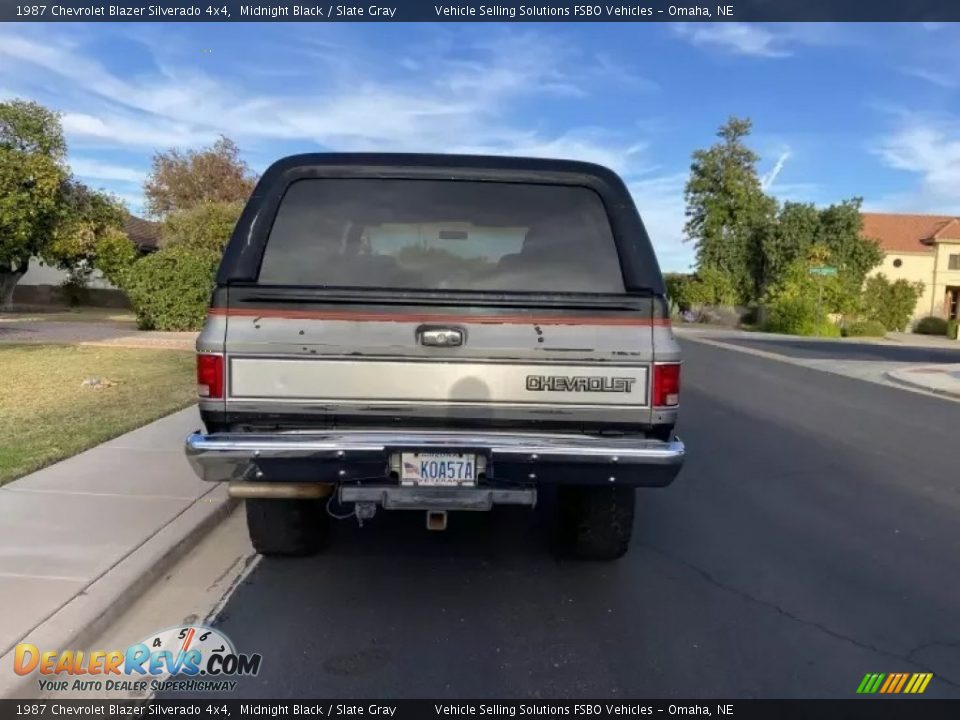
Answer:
[185,153,685,560]
[526,375,637,393]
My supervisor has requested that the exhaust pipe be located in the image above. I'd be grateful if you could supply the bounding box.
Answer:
[426,510,448,531]
[228,482,333,500]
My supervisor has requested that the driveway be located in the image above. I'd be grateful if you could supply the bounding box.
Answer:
[0,317,196,350]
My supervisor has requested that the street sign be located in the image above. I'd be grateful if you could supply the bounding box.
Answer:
[810,266,838,276]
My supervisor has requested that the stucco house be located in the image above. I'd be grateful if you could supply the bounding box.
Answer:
[15,214,162,307]
[862,213,960,321]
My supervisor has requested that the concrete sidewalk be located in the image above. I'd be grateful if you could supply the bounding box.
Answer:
[886,364,960,399]
[0,406,233,695]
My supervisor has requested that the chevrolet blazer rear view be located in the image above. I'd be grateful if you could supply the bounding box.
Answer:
[185,153,685,560]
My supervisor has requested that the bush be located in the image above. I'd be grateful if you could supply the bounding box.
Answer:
[949,319,959,340]
[683,267,739,307]
[914,316,949,335]
[762,295,840,337]
[861,274,924,331]
[162,201,243,253]
[125,246,219,331]
[843,320,887,338]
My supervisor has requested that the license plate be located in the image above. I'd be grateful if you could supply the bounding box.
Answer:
[400,452,477,486]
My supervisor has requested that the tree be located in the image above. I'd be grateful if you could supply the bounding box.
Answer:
[161,201,244,252]
[45,178,127,287]
[814,198,883,305]
[761,202,819,293]
[684,117,777,304]
[861,274,924,331]
[144,136,257,216]
[0,100,67,309]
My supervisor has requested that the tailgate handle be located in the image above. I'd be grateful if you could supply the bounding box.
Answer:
[419,327,464,347]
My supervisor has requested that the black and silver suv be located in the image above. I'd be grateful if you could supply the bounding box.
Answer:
[185,153,685,560]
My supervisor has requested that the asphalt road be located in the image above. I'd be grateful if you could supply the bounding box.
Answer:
[713,335,960,363]
[201,339,960,699]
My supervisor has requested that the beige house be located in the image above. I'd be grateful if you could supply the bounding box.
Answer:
[862,213,960,320]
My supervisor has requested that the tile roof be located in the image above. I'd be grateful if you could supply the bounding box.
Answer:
[860,213,959,254]
[123,214,163,252]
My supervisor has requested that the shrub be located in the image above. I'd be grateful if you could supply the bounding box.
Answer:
[914,316,948,335]
[949,319,959,340]
[125,245,219,331]
[861,274,924,331]
[161,201,243,253]
[683,267,739,307]
[761,259,839,336]
[843,320,887,338]
[762,295,840,336]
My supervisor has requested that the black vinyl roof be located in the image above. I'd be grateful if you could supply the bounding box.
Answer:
[218,153,665,294]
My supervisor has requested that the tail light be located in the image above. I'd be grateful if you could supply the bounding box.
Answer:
[652,363,681,407]
[197,353,224,399]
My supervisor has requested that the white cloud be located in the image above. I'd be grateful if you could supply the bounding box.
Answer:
[0,27,653,166]
[672,23,792,58]
[873,115,960,213]
[69,157,147,184]
[901,67,959,89]
[0,26,675,230]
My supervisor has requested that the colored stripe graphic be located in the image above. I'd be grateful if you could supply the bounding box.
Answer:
[893,673,909,693]
[857,672,933,694]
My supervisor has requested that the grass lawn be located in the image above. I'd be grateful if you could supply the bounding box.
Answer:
[0,344,196,485]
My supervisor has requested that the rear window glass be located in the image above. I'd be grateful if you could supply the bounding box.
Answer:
[257,179,625,293]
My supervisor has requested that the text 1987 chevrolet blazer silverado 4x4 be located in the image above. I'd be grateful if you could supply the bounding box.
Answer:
[185,153,684,560]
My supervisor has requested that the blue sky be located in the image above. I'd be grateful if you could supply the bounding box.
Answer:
[1,21,958,271]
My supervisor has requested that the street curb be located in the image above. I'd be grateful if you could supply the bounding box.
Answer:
[0,486,238,699]
[884,371,960,401]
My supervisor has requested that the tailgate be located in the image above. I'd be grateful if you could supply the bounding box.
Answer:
[218,298,660,429]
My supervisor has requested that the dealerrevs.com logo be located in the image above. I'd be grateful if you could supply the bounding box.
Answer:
[14,625,262,694]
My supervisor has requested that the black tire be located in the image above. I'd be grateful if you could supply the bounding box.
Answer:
[245,499,328,557]
[556,485,635,560]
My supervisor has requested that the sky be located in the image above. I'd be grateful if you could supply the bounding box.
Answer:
[0,21,958,271]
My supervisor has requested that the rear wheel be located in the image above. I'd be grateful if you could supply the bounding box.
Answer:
[556,485,635,560]
[245,499,328,557]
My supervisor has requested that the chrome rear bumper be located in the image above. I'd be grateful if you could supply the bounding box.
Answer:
[185,429,685,488]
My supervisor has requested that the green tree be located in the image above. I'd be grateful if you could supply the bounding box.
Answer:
[663,272,690,311]
[683,267,739,307]
[161,201,243,252]
[45,179,127,285]
[860,274,924,331]
[0,100,67,309]
[815,198,883,308]
[761,202,819,291]
[144,136,257,217]
[684,117,777,304]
